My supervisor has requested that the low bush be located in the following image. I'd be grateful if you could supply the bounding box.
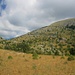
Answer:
[32,51,38,59]
[8,56,13,59]
[67,55,74,61]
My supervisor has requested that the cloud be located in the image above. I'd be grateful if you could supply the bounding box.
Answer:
[36,0,75,19]
[0,0,75,39]
[0,18,30,39]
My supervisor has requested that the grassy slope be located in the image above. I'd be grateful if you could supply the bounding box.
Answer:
[0,49,75,75]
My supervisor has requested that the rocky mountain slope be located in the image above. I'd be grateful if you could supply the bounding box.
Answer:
[0,18,75,55]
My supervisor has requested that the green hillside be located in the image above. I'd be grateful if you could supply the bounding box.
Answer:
[0,18,75,55]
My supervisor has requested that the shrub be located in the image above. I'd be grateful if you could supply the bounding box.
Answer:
[69,48,75,55]
[55,50,59,55]
[8,56,13,59]
[32,51,38,59]
[67,55,74,61]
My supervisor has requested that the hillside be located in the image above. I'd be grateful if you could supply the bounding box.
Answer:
[0,18,75,55]
[0,49,75,75]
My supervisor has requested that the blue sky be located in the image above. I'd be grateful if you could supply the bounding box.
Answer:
[0,0,6,15]
[0,0,75,39]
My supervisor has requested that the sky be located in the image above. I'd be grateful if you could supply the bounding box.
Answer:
[0,0,75,39]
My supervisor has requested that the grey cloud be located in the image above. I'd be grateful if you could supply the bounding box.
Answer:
[36,0,75,19]
[0,19,30,39]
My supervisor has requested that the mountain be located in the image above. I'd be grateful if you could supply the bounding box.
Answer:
[0,18,75,55]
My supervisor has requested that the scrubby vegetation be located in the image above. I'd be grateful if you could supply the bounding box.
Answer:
[0,18,75,56]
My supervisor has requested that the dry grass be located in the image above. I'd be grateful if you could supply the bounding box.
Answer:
[0,49,75,75]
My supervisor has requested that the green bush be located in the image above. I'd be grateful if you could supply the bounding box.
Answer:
[32,51,38,59]
[8,56,13,59]
[55,50,59,55]
[69,48,75,55]
[67,55,74,61]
